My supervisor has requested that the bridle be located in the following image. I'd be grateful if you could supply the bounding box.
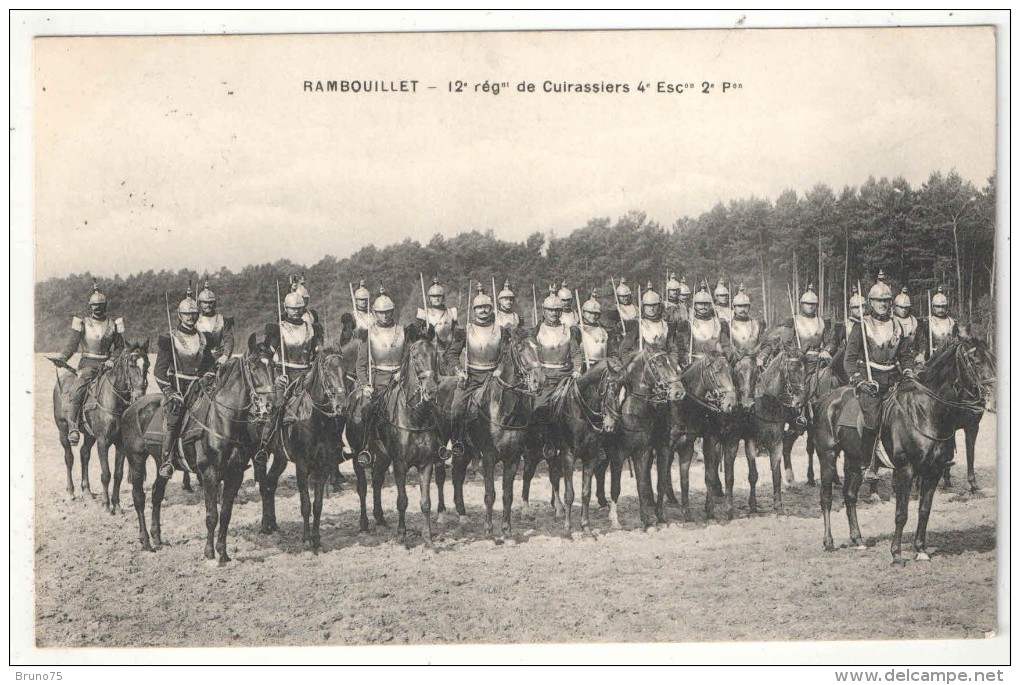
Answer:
[492,338,541,396]
[685,355,729,411]
[627,351,682,405]
[307,352,349,418]
[402,340,439,409]
[92,348,148,414]
[760,352,806,408]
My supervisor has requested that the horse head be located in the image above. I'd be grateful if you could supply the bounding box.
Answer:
[121,340,150,403]
[510,328,544,394]
[316,346,350,416]
[958,334,997,414]
[629,349,685,404]
[731,353,758,411]
[241,334,278,425]
[404,324,440,405]
[757,345,808,411]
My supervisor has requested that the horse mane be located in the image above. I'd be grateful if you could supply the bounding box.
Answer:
[917,338,962,394]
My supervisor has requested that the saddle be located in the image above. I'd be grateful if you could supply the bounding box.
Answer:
[141,402,207,455]
[836,393,895,468]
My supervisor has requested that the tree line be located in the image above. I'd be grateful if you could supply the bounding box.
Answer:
[35,169,996,351]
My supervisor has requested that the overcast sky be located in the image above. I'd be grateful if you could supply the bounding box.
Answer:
[33,27,995,281]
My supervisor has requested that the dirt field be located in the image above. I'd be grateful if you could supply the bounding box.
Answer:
[32,355,998,647]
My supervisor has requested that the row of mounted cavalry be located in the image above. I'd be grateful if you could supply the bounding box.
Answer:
[49,277,996,568]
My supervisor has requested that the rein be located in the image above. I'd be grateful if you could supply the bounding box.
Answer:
[684,356,726,412]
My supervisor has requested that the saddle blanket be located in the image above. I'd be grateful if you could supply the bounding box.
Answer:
[142,405,205,453]
[836,396,893,468]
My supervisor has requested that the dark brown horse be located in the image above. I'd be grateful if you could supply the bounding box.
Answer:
[51,342,149,508]
[600,349,686,530]
[258,348,350,552]
[804,363,843,487]
[942,326,997,493]
[716,353,759,518]
[814,338,995,562]
[435,328,544,538]
[352,325,442,548]
[747,347,808,515]
[664,352,737,522]
[119,335,277,563]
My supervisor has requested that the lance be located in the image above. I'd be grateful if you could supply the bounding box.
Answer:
[491,275,498,305]
[610,276,627,334]
[275,281,287,373]
[465,281,472,372]
[858,280,873,383]
[574,288,590,369]
[636,283,644,353]
[532,283,538,327]
[349,281,357,313]
[419,273,429,326]
[164,292,182,394]
[927,289,934,358]
[787,283,802,351]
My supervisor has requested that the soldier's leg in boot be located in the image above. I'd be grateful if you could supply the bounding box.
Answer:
[159,402,182,479]
[861,393,882,482]
[64,379,87,444]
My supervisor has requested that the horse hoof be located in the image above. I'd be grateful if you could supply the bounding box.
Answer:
[915,551,931,562]
[807,478,816,487]
[436,511,446,525]
[218,556,231,566]
[824,541,835,552]
[890,558,907,567]
[597,500,609,509]
[141,543,154,553]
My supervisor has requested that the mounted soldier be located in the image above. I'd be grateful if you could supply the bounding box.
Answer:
[619,283,686,368]
[763,283,836,376]
[154,285,217,479]
[914,285,959,364]
[678,276,693,311]
[846,275,917,483]
[447,284,513,455]
[55,280,126,446]
[195,280,235,366]
[290,273,320,327]
[350,279,374,334]
[530,286,584,419]
[683,280,733,362]
[831,285,866,385]
[257,287,324,477]
[663,272,689,324]
[604,277,639,335]
[577,288,618,371]
[892,286,918,340]
[416,276,462,375]
[494,279,521,329]
[727,284,767,366]
[558,280,578,328]
[713,279,734,324]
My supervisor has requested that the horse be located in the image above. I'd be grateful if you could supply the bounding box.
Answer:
[118,335,277,563]
[715,352,759,519]
[434,327,544,539]
[51,342,149,508]
[814,337,995,562]
[942,326,997,493]
[352,325,442,548]
[257,347,350,552]
[664,352,738,522]
[746,347,809,516]
[598,349,686,530]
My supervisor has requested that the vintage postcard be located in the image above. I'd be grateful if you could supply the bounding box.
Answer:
[11,12,1007,669]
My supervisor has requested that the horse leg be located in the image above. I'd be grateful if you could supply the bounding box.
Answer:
[216,468,243,564]
[781,429,797,485]
[843,449,866,548]
[608,455,624,530]
[678,440,694,523]
[97,438,113,511]
[296,462,312,547]
[418,460,435,549]
[663,448,680,506]
[434,462,447,524]
[150,470,169,550]
[259,451,286,534]
[501,456,519,537]
[595,453,609,508]
[311,461,327,553]
[723,438,737,520]
[354,461,370,533]
[182,472,193,493]
[765,431,785,516]
[130,457,152,551]
[112,442,127,514]
[60,427,76,499]
[562,451,576,536]
[548,453,564,519]
[520,449,538,515]
[580,454,594,534]
[453,454,469,520]
[702,436,723,520]
[655,441,672,518]
[890,463,914,566]
[372,457,388,528]
[965,422,980,493]
[393,460,409,544]
[482,454,497,539]
[806,430,816,486]
[201,465,219,561]
[914,467,942,561]
[636,445,659,530]
[819,447,837,552]
[80,436,96,498]
[744,438,759,514]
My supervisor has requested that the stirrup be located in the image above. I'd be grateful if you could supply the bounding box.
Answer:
[357,450,374,467]
[253,449,269,467]
[158,461,175,480]
[863,465,881,483]
[67,427,81,446]
[449,440,465,459]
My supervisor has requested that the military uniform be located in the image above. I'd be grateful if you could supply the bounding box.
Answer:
[618,285,686,368]
[415,277,462,375]
[713,280,733,324]
[195,283,234,363]
[57,283,125,442]
[604,278,639,335]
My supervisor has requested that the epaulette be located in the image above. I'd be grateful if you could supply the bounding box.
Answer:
[70,316,85,332]
[113,317,125,333]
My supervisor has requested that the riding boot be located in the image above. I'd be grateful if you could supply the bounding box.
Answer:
[158,425,177,480]
[356,402,375,467]
[252,420,275,483]
[65,397,83,446]
[861,427,881,483]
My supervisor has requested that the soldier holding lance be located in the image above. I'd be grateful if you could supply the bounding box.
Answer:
[913,285,959,364]
[727,284,767,363]
[494,279,521,329]
[713,279,734,324]
[831,285,866,386]
[663,272,690,324]
[682,280,733,362]
[762,283,837,376]
[529,284,584,423]
[54,280,126,446]
[415,276,463,376]
[618,282,687,368]
[892,285,918,341]
[154,284,217,479]
[558,280,578,328]
[575,288,618,371]
[195,280,234,366]
[349,279,374,335]
[604,277,639,336]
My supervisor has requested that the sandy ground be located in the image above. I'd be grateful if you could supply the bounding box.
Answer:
[31,355,998,647]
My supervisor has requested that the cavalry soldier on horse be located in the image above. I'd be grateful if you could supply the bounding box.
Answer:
[351,279,374,334]
[351,287,405,464]
[577,288,617,370]
[258,288,324,477]
[713,279,734,324]
[448,284,513,455]
[728,284,767,366]
[619,283,687,367]
[55,280,126,446]
[416,276,462,375]
[195,280,235,366]
[913,285,959,364]
[290,273,321,327]
[663,272,689,324]
[764,283,836,376]
[530,287,584,418]
[845,276,916,483]
[892,286,918,340]
[683,280,733,362]
[558,280,578,328]
[831,285,866,385]
[494,279,521,329]
[605,278,639,333]
[154,285,217,479]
